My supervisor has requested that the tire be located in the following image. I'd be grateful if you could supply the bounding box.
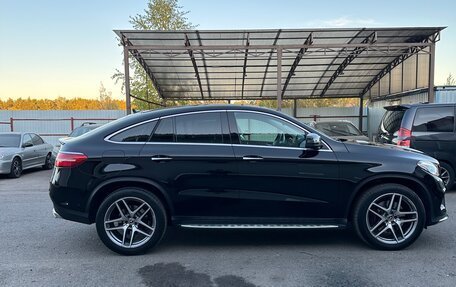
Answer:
[42,153,53,170]
[8,157,22,178]
[352,184,425,250]
[95,187,167,255]
[439,162,454,191]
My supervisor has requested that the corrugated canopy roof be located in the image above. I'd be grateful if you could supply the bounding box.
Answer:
[115,27,443,100]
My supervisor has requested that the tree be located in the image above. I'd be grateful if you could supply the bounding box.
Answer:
[99,82,118,109]
[446,73,456,86]
[113,0,196,110]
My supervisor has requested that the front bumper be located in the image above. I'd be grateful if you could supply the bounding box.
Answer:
[426,174,448,226]
[0,160,12,174]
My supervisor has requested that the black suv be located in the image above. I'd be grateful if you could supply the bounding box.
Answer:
[50,105,447,255]
[377,103,456,190]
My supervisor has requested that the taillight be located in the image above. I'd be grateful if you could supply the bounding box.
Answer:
[55,152,88,168]
[397,127,411,147]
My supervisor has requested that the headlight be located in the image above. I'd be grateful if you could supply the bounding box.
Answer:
[417,160,440,177]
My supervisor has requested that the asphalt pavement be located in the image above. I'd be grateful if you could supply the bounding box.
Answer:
[0,169,455,287]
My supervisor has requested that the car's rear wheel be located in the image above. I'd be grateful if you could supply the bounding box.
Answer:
[42,153,53,170]
[95,187,167,255]
[9,157,22,178]
[353,184,425,250]
[439,162,454,191]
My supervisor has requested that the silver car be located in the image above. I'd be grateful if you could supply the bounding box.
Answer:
[0,132,53,178]
[308,120,369,142]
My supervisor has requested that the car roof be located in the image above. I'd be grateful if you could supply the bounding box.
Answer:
[315,120,354,125]
[384,102,455,111]
[129,104,292,123]
[0,132,24,136]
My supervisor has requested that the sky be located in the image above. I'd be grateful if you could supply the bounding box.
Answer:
[0,0,455,100]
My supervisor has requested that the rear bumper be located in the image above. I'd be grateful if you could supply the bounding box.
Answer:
[52,203,91,224]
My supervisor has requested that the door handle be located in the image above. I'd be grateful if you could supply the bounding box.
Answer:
[151,156,173,161]
[242,155,264,161]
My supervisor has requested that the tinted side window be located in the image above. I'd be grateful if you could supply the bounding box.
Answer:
[31,134,44,145]
[23,134,33,147]
[175,113,223,144]
[150,118,174,142]
[233,112,305,147]
[412,107,455,133]
[110,121,156,142]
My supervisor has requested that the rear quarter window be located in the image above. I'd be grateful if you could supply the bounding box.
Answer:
[110,121,157,142]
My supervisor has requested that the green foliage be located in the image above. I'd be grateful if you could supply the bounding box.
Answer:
[446,73,455,86]
[113,0,196,110]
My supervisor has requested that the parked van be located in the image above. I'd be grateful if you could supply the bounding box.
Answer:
[377,103,456,189]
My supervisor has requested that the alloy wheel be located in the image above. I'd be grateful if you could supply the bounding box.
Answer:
[366,193,418,245]
[12,160,21,177]
[440,167,450,187]
[104,197,156,248]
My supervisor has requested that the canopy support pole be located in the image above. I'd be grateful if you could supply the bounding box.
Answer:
[124,46,131,115]
[359,97,364,132]
[428,42,436,102]
[277,47,282,111]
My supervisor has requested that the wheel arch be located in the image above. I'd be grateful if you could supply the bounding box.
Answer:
[346,174,433,226]
[87,177,174,224]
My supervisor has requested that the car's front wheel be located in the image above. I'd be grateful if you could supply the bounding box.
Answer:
[439,162,454,191]
[95,187,167,255]
[9,157,22,178]
[353,184,425,250]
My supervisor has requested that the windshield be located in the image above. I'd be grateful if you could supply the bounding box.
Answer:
[0,134,21,147]
[315,122,362,137]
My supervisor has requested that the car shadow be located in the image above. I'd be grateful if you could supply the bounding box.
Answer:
[0,167,46,179]
[158,226,363,250]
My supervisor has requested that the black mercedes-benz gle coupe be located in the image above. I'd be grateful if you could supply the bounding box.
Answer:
[50,105,448,255]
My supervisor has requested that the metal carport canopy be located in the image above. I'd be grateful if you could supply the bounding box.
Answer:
[115,27,443,109]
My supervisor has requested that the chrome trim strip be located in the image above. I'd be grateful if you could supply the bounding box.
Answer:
[52,208,62,219]
[180,224,340,229]
[438,216,449,223]
[232,143,333,152]
[103,109,332,151]
[151,157,173,161]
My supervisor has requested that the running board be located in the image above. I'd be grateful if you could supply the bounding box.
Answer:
[180,223,340,229]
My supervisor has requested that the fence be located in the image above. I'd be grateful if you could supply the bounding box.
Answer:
[0,110,126,146]
[0,108,384,146]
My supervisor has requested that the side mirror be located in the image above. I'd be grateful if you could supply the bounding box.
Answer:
[304,133,322,149]
[22,142,33,148]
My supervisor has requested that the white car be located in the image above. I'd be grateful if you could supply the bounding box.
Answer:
[0,132,53,178]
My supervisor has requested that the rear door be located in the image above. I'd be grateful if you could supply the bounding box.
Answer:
[411,105,456,166]
[139,111,239,219]
[21,134,35,168]
[31,133,47,164]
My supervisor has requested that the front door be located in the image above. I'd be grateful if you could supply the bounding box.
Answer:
[228,111,339,220]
